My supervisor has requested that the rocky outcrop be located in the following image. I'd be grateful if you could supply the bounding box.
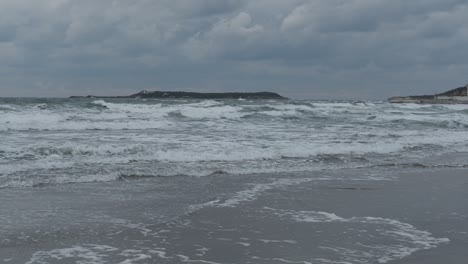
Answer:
[436,86,468,97]
[388,84,468,104]
[70,90,287,100]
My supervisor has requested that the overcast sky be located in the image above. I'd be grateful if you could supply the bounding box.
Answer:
[1,0,467,99]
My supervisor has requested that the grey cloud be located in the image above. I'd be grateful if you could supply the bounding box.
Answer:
[0,0,467,99]
[166,0,245,17]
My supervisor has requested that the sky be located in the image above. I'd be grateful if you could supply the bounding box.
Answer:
[0,0,467,99]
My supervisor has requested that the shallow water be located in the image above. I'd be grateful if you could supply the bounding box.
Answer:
[1,167,466,264]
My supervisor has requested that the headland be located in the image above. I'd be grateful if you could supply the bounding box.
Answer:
[70,90,287,100]
[388,84,468,104]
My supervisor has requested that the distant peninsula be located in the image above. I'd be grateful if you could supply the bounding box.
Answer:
[70,90,287,100]
[388,84,468,104]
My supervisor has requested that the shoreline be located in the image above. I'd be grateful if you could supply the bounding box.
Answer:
[1,167,467,263]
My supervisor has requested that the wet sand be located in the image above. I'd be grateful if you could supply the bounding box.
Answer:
[0,167,467,263]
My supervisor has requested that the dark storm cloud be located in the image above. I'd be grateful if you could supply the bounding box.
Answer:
[0,0,467,99]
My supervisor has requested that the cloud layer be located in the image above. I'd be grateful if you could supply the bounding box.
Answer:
[1,0,467,98]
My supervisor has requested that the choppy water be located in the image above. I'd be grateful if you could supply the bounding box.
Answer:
[2,97,467,264]
[1,98,468,188]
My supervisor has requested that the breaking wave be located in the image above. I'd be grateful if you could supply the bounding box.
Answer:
[1,98,468,188]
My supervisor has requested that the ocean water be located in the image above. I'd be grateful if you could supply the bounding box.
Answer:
[1,98,467,188]
[1,98,467,264]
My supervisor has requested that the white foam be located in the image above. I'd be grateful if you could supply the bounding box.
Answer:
[107,218,153,237]
[2,123,466,188]
[118,250,152,264]
[148,249,172,259]
[0,100,331,132]
[190,178,314,210]
[93,100,245,120]
[11,129,465,163]
[0,170,120,188]
[3,99,468,188]
[0,110,173,131]
[26,244,119,264]
[179,105,244,119]
[26,244,162,264]
[269,208,449,263]
[0,158,74,175]
[270,104,315,112]
[258,239,297,244]
[0,104,19,111]
[3,139,387,170]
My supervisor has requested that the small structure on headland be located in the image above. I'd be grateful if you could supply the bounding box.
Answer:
[388,84,468,104]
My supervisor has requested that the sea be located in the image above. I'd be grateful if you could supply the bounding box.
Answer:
[1,98,467,263]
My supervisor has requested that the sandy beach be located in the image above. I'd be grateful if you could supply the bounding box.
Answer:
[1,166,466,263]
